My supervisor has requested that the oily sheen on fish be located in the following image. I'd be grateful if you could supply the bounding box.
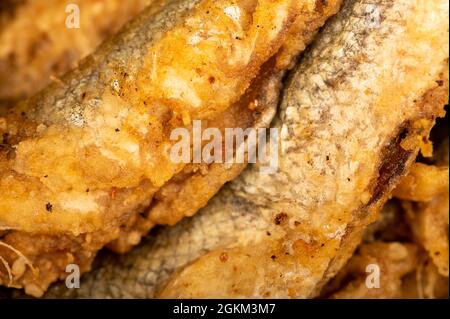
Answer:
[45,0,449,298]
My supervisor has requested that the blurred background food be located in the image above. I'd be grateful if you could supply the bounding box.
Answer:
[0,0,154,107]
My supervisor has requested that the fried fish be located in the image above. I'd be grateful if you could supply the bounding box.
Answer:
[46,0,448,298]
[0,0,342,296]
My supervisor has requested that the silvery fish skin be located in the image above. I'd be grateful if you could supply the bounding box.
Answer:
[44,0,449,299]
[0,0,342,296]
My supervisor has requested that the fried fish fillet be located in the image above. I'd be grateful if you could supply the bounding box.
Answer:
[46,0,448,298]
[0,0,155,106]
[0,0,342,296]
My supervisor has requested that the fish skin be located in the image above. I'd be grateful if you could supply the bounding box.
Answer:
[157,0,448,298]
[0,0,325,235]
[43,0,449,299]
[0,0,342,296]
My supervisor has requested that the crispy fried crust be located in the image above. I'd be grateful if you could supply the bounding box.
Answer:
[327,242,419,299]
[43,0,448,299]
[325,198,448,299]
[402,189,449,277]
[158,0,448,298]
[394,163,449,202]
[395,136,449,278]
[0,0,338,296]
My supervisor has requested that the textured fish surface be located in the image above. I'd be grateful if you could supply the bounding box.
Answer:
[0,0,341,296]
[45,0,449,298]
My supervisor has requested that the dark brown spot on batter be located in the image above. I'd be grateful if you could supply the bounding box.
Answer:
[220,252,228,262]
[274,212,288,225]
[45,202,53,212]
